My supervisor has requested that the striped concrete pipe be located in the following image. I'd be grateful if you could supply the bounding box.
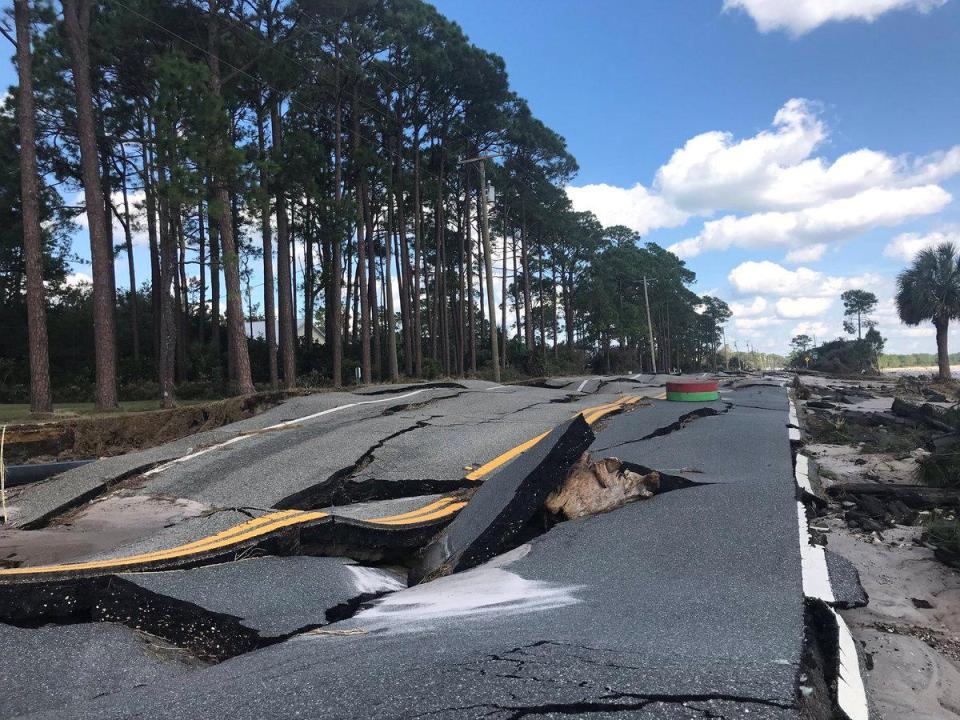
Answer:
[666,380,719,402]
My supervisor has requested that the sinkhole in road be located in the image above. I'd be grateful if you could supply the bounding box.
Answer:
[411,412,708,584]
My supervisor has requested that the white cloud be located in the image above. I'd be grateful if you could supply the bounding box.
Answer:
[669,184,950,258]
[655,98,828,213]
[730,296,768,317]
[906,146,960,186]
[728,260,880,298]
[791,320,830,338]
[655,99,959,217]
[735,315,783,330]
[775,296,833,318]
[723,0,947,36]
[569,99,957,260]
[74,189,150,248]
[883,229,960,262]
[64,271,92,287]
[785,243,827,263]
[565,182,688,236]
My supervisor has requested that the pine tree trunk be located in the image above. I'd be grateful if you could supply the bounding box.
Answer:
[331,47,344,387]
[551,250,559,358]
[304,196,314,348]
[157,146,177,407]
[395,176,413,376]
[207,0,253,395]
[501,207,509,370]
[118,144,139,362]
[412,131,423,377]
[465,167,476,373]
[62,0,119,409]
[207,181,221,374]
[257,104,278,388]
[457,188,468,375]
[513,235,521,343]
[520,203,534,351]
[197,202,206,346]
[14,0,52,414]
[355,166,371,383]
[385,175,399,381]
[344,231,353,347]
[176,214,189,380]
[366,184,380,379]
[140,113,161,366]
[270,101,295,389]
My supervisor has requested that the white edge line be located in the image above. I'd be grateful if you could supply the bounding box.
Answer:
[797,501,835,603]
[830,607,870,720]
[790,398,866,717]
[576,379,590,393]
[144,389,428,477]
[795,453,813,495]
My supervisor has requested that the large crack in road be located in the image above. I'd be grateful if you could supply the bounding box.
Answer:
[591,403,732,454]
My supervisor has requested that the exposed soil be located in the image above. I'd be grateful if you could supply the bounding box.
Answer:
[796,371,960,719]
[821,518,960,719]
[0,493,212,568]
[2,390,306,465]
[545,453,660,519]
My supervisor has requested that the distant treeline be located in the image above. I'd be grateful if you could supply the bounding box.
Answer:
[879,353,960,369]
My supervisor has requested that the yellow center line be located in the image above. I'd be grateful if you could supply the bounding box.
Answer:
[371,501,468,525]
[465,396,638,481]
[0,510,332,576]
[367,497,458,523]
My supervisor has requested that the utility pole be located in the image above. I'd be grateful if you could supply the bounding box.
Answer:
[459,154,501,383]
[721,326,729,371]
[643,276,656,373]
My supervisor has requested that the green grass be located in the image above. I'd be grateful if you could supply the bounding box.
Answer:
[916,451,960,488]
[926,518,960,556]
[0,399,207,425]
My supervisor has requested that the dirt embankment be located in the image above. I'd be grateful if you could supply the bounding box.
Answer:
[2,390,306,465]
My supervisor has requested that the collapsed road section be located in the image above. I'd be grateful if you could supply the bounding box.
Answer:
[0,375,874,720]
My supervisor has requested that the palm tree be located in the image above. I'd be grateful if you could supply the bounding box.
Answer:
[895,243,960,381]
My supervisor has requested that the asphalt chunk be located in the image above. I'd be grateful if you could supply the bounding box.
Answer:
[824,548,869,608]
[103,556,406,660]
[411,415,595,583]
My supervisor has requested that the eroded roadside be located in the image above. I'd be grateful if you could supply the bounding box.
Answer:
[794,371,960,719]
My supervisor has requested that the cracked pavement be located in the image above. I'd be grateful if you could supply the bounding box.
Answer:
[1,375,839,719]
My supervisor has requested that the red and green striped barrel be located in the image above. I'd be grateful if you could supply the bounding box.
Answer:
[666,380,719,402]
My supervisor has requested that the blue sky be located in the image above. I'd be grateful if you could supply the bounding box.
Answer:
[433,0,960,354]
[5,0,960,355]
